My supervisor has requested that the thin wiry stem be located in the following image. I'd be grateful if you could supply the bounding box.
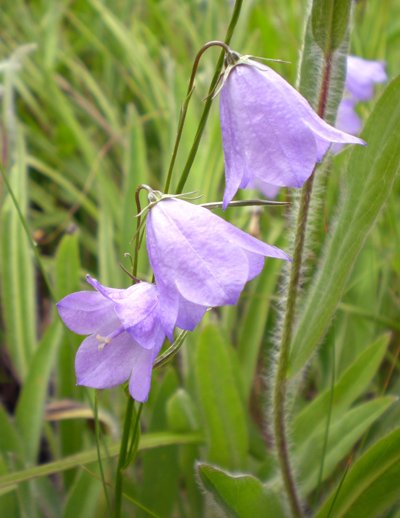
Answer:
[163,40,231,194]
[176,0,243,194]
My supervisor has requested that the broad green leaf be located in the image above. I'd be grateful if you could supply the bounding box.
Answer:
[138,370,180,518]
[311,0,352,53]
[15,320,64,463]
[296,396,395,494]
[298,0,352,121]
[198,463,285,518]
[0,132,37,379]
[315,427,400,517]
[195,324,249,471]
[166,388,199,433]
[289,77,400,377]
[293,334,390,445]
[62,468,102,518]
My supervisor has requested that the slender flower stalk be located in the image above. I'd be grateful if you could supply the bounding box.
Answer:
[272,46,339,517]
[114,7,245,512]
[176,0,243,194]
[163,40,231,194]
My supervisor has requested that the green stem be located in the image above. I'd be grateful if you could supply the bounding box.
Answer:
[273,175,315,518]
[163,40,231,194]
[271,25,337,513]
[114,396,134,518]
[175,0,243,194]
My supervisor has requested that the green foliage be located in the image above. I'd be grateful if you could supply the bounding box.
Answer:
[0,0,399,516]
[289,76,400,377]
[316,428,400,517]
[198,463,285,518]
[195,324,249,471]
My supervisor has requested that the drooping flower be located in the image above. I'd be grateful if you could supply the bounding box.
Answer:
[333,56,387,153]
[219,57,365,208]
[345,56,387,102]
[56,275,165,402]
[146,195,290,337]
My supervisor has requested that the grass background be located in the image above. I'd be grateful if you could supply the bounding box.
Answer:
[0,0,399,516]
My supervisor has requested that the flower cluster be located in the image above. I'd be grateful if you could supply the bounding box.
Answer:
[57,48,366,401]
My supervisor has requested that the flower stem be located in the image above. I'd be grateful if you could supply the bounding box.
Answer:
[114,396,134,518]
[163,40,231,194]
[175,0,243,194]
[272,175,315,518]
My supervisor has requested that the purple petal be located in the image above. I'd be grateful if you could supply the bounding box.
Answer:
[147,199,249,307]
[56,291,116,335]
[346,56,387,101]
[128,346,155,402]
[176,297,208,331]
[331,98,363,154]
[220,64,318,207]
[112,282,160,349]
[75,331,138,389]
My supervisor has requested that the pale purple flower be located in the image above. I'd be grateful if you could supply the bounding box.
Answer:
[56,275,165,402]
[346,56,387,102]
[333,56,387,153]
[146,197,290,337]
[219,59,365,208]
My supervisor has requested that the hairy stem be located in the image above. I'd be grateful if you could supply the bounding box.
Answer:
[273,175,314,518]
[272,27,334,516]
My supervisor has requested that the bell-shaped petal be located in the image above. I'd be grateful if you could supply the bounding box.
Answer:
[219,61,365,208]
[331,98,363,154]
[346,56,387,102]
[57,277,166,402]
[146,197,290,335]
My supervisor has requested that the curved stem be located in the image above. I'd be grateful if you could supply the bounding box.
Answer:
[163,40,231,194]
[176,0,243,194]
[114,397,134,518]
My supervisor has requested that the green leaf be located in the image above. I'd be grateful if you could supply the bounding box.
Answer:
[289,77,400,377]
[138,370,180,518]
[311,0,352,53]
[298,0,351,121]
[315,427,400,518]
[166,388,199,433]
[236,233,283,403]
[15,320,64,463]
[195,324,249,470]
[0,432,202,491]
[296,396,396,494]
[0,132,37,379]
[293,334,390,445]
[198,463,285,518]
[62,468,102,518]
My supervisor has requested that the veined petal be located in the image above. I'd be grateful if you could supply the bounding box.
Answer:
[163,198,290,262]
[220,64,318,206]
[128,347,154,402]
[176,297,208,331]
[56,291,115,335]
[147,200,249,307]
[75,331,137,389]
